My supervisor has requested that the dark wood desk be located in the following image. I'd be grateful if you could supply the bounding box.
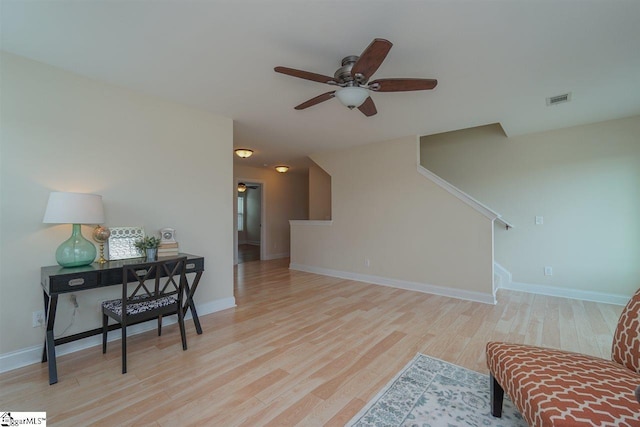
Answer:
[40,253,204,384]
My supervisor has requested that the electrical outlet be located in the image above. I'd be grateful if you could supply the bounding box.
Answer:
[32,310,45,328]
[365,258,370,267]
[544,266,553,276]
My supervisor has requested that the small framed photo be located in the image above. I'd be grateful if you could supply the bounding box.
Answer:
[108,226,145,260]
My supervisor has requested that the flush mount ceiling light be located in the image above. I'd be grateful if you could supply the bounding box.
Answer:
[335,86,369,109]
[234,148,254,158]
[237,183,247,193]
[275,165,290,173]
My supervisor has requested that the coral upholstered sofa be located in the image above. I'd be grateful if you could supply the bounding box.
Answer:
[487,289,640,426]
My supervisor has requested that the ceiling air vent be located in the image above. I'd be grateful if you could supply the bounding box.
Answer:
[546,92,572,106]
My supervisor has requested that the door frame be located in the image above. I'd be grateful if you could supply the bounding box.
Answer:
[234,178,266,264]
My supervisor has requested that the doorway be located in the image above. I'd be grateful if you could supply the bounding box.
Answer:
[235,179,265,264]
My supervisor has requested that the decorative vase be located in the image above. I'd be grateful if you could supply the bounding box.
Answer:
[56,224,97,267]
[146,248,157,261]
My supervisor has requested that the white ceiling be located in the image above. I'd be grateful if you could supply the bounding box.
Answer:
[2,1,639,170]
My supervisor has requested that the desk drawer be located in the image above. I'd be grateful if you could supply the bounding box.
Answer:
[97,257,202,285]
[185,257,204,274]
[48,272,99,293]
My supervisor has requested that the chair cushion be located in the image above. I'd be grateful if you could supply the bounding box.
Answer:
[487,341,640,426]
[102,295,177,316]
[612,288,640,374]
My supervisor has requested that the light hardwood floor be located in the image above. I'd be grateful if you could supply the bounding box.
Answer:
[0,258,623,426]
[238,244,261,263]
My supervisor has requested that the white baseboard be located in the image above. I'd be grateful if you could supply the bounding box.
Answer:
[492,262,628,305]
[503,281,629,306]
[247,241,260,246]
[289,263,496,305]
[0,296,236,374]
[194,297,236,315]
[263,252,290,261]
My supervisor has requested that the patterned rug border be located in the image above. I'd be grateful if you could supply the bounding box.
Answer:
[346,353,525,427]
[347,353,426,426]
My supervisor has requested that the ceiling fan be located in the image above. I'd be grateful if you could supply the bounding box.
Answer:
[274,38,437,117]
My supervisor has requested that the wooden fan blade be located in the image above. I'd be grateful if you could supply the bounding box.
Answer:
[295,91,336,110]
[351,38,393,80]
[368,78,438,92]
[275,66,336,84]
[358,97,377,117]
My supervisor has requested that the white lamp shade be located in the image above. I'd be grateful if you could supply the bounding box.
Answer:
[335,87,369,108]
[43,192,105,224]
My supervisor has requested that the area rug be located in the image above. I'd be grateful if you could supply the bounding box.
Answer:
[346,353,527,427]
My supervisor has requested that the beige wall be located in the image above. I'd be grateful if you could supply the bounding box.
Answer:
[308,160,331,220]
[420,117,640,297]
[234,165,308,260]
[291,135,495,300]
[0,53,234,357]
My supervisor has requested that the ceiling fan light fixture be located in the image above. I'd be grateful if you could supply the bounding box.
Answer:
[237,183,247,193]
[335,87,369,109]
[235,148,254,158]
[275,165,290,173]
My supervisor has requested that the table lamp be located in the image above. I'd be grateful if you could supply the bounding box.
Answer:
[43,192,105,267]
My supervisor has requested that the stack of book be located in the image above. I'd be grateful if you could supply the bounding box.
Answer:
[158,242,179,257]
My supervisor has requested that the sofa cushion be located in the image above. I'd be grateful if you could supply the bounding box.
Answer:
[612,288,640,374]
[487,341,640,426]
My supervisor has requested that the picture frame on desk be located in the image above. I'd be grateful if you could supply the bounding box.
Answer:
[108,226,145,260]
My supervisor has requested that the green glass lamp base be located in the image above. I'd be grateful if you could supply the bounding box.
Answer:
[55,224,97,267]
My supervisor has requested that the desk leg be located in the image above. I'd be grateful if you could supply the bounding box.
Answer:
[183,271,203,335]
[44,294,59,385]
[41,290,50,363]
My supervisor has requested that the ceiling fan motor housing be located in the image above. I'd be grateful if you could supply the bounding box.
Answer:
[334,55,367,85]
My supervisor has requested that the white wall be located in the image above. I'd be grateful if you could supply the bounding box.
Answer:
[290,135,495,302]
[233,165,308,261]
[0,53,234,361]
[420,117,640,298]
